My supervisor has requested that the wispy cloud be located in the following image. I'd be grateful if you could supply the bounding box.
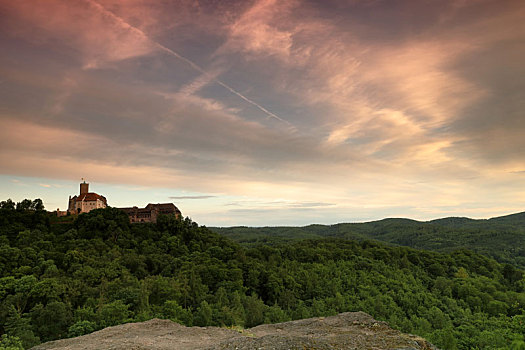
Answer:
[86,0,291,126]
[1,0,157,68]
[225,199,335,209]
[288,202,336,208]
[169,195,217,200]
[217,0,296,60]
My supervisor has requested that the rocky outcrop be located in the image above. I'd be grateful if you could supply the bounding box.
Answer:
[32,312,437,350]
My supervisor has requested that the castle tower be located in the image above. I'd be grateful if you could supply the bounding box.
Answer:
[80,181,89,195]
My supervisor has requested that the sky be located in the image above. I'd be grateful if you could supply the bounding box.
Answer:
[1,0,525,226]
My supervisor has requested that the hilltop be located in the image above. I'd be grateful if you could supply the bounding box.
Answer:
[31,312,436,350]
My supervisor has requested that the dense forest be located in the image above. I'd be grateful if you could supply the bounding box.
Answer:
[212,212,525,268]
[1,200,525,350]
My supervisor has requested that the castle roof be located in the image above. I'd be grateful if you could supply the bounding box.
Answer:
[76,192,107,204]
[145,203,177,210]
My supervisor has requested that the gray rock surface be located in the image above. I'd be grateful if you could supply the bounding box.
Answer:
[32,312,438,350]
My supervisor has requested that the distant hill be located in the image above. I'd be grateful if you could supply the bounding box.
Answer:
[489,211,525,226]
[211,211,525,268]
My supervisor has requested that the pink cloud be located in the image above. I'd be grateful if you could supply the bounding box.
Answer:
[1,0,157,68]
[216,0,497,168]
[217,0,298,60]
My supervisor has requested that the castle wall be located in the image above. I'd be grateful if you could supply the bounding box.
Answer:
[75,198,105,214]
[119,203,181,223]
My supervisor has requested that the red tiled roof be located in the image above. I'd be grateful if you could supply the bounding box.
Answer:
[145,203,177,210]
[76,192,107,204]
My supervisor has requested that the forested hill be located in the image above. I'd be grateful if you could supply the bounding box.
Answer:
[1,202,525,350]
[211,211,525,268]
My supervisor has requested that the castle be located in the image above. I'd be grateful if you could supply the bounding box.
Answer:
[119,203,181,223]
[58,181,181,223]
[68,181,108,214]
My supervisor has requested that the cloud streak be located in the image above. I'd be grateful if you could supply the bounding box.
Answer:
[86,0,291,126]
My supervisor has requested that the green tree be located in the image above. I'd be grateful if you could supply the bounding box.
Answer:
[263,304,289,324]
[0,199,15,210]
[3,307,40,349]
[30,301,72,341]
[486,300,509,316]
[428,328,458,350]
[97,301,130,327]
[0,334,24,350]
[511,340,525,350]
[67,320,97,337]
[194,300,212,326]
[162,300,192,326]
[243,294,266,327]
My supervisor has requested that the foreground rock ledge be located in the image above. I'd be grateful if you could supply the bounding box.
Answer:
[32,312,438,350]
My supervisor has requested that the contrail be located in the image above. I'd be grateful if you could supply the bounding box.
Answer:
[86,0,291,126]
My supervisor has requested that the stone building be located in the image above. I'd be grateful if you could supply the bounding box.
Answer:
[60,181,181,223]
[67,181,107,214]
[119,203,182,223]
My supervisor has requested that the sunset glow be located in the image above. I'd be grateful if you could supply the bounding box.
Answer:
[1,0,524,225]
